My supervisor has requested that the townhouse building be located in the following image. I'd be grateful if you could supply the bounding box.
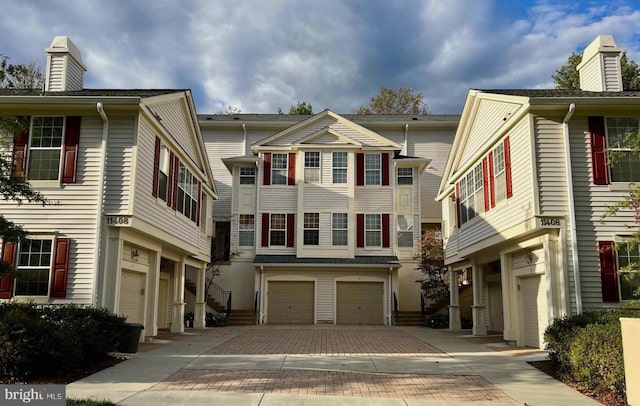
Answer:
[438,35,640,348]
[201,111,457,324]
[0,37,216,338]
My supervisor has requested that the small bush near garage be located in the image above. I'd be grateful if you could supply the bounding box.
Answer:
[0,303,127,383]
[544,306,640,401]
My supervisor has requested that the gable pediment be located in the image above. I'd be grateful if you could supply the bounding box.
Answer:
[253,110,401,151]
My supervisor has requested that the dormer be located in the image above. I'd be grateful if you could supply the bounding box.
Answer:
[45,36,87,92]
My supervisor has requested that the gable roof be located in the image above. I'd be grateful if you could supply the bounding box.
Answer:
[252,110,402,151]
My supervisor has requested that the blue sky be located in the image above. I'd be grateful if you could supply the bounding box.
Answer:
[2,0,640,114]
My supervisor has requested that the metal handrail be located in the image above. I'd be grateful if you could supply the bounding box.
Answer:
[253,291,259,323]
[185,266,231,313]
[420,293,425,316]
[393,292,398,325]
[226,291,232,318]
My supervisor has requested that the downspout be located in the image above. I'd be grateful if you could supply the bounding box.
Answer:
[562,103,582,314]
[242,123,247,155]
[388,267,393,325]
[93,102,109,307]
[260,266,265,324]
[403,124,408,155]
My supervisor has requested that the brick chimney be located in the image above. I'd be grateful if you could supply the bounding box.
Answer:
[44,36,87,92]
[576,35,623,92]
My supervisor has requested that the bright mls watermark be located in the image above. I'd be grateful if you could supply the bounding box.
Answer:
[0,385,65,405]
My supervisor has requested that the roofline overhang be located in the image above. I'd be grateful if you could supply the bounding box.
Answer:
[252,262,402,268]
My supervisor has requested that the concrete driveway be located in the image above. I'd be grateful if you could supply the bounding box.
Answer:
[67,326,601,405]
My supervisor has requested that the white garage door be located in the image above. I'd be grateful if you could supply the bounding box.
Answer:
[267,281,315,324]
[336,282,384,325]
[521,275,548,348]
[119,270,145,324]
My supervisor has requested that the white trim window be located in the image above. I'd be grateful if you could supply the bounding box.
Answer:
[365,214,382,247]
[459,163,483,225]
[239,214,255,246]
[332,152,347,184]
[270,214,286,246]
[271,153,288,185]
[177,162,198,222]
[28,117,64,180]
[158,143,170,201]
[365,153,381,185]
[617,241,640,300]
[606,117,640,182]
[493,143,506,204]
[304,151,320,183]
[303,213,320,245]
[240,166,256,184]
[397,215,414,247]
[332,213,348,246]
[397,167,413,185]
[16,239,53,296]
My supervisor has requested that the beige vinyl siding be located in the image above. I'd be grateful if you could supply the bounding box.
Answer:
[354,188,393,211]
[150,99,197,162]
[65,59,84,91]
[265,270,387,323]
[271,117,337,145]
[569,116,635,309]
[259,187,298,212]
[273,117,390,147]
[603,54,622,91]
[579,59,604,91]
[0,115,104,303]
[459,99,523,168]
[303,184,349,209]
[454,118,535,253]
[104,116,136,214]
[535,116,568,215]
[132,118,201,248]
[199,194,213,258]
[46,55,65,91]
[255,213,296,255]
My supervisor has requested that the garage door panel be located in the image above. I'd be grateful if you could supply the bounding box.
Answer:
[336,282,383,325]
[120,270,145,324]
[521,275,548,348]
[267,281,314,324]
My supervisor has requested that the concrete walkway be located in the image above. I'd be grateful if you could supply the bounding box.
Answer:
[66,326,601,405]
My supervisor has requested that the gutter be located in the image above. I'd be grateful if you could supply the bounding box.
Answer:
[403,124,408,155]
[562,103,582,314]
[92,102,109,307]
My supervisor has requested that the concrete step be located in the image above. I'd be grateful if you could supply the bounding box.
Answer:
[395,311,426,326]
[227,310,256,325]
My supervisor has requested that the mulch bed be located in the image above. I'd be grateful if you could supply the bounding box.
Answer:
[2,355,125,385]
[528,360,626,406]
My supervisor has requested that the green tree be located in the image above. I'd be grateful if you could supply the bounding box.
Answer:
[416,229,449,310]
[355,86,429,115]
[215,105,242,115]
[553,51,640,91]
[0,57,47,273]
[277,101,313,115]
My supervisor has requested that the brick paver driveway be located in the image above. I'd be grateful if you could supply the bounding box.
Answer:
[152,327,516,403]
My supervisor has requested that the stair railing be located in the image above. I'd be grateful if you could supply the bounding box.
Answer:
[420,293,425,317]
[226,291,232,318]
[253,291,259,324]
[185,266,231,315]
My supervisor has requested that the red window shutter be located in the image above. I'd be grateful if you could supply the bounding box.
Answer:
[50,238,70,298]
[356,214,364,247]
[504,136,513,199]
[382,153,389,186]
[263,153,271,185]
[598,241,619,303]
[455,183,461,228]
[287,153,296,186]
[196,181,202,226]
[287,214,295,247]
[356,153,364,186]
[482,157,490,212]
[261,213,269,247]
[589,117,609,185]
[152,137,160,198]
[382,214,390,248]
[167,151,175,208]
[488,151,496,208]
[12,120,29,177]
[172,156,179,210]
[62,116,81,183]
[0,241,16,299]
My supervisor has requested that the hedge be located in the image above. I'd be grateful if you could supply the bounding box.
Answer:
[0,303,127,383]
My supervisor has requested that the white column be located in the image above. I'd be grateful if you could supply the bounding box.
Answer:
[472,264,487,336]
[145,250,161,337]
[194,264,206,328]
[102,230,123,313]
[501,253,517,341]
[171,260,186,333]
[449,269,461,330]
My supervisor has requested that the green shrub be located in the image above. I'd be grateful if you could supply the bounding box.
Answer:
[568,321,625,396]
[0,303,126,383]
[544,311,600,375]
